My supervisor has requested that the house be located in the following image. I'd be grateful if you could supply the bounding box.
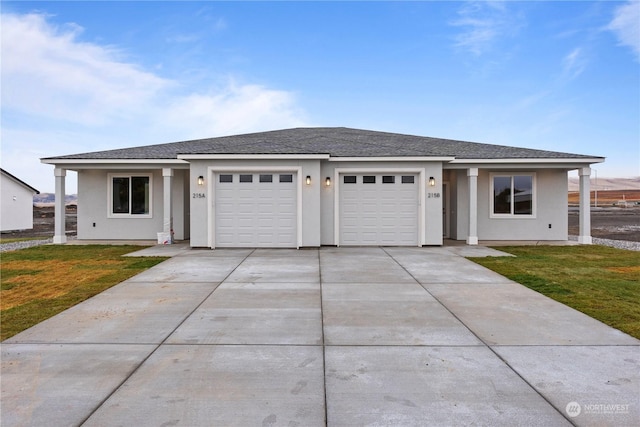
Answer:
[1,168,40,232]
[41,127,602,247]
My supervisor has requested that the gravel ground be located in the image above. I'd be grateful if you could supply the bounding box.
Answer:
[0,238,53,253]
[568,235,640,251]
[0,236,78,253]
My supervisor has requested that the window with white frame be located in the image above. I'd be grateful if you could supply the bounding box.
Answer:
[491,173,535,217]
[109,174,152,217]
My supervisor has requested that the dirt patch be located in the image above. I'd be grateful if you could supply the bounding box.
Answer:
[1,205,77,239]
[568,189,640,206]
[568,207,640,242]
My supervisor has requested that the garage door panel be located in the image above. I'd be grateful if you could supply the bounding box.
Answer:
[215,173,297,248]
[340,173,418,246]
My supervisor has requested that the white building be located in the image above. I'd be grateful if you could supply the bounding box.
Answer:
[1,168,40,232]
[42,127,602,247]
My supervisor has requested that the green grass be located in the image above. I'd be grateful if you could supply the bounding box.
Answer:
[468,245,640,339]
[1,245,168,341]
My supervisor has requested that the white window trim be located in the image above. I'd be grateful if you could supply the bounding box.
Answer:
[489,172,536,219]
[107,173,153,218]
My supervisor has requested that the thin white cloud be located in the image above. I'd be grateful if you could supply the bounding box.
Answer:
[0,12,308,192]
[607,0,640,62]
[162,82,307,138]
[2,13,172,125]
[1,12,306,131]
[450,0,520,57]
[166,33,200,43]
[562,47,587,80]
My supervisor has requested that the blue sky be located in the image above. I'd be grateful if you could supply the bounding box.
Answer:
[2,1,639,193]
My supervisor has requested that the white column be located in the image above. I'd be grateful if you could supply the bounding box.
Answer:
[578,167,592,244]
[163,168,174,242]
[53,168,67,244]
[467,167,479,245]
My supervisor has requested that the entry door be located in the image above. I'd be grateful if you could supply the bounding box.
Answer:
[339,173,419,246]
[215,172,297,247]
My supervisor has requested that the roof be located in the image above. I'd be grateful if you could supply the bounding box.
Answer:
[0,168,40,194]
[41,127,603,161]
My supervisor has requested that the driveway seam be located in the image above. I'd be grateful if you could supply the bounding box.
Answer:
[78,249,256,426]
[318,249,329,426]
[381,247,576,426]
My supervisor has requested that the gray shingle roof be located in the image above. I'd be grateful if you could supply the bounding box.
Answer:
[42,127,602,161]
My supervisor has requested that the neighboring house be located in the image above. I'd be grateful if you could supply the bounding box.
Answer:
[1,168,40,232]
[41,127,602,247]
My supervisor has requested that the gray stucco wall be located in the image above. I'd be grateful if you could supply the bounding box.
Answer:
[73,162,570,245]
[188,159,443,248]
[320,160,444,246]
[188,159,322,248]
[477,169,568,240]
[452,168,568,241]
[77,169,189,240]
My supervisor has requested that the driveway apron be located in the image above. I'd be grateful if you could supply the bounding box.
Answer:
[2,247,638,427]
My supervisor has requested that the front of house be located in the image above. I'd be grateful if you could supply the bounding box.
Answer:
[42,127,602,247]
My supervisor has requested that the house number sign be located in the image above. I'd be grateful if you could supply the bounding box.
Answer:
[192,193,206,199]
[427,192,441,198]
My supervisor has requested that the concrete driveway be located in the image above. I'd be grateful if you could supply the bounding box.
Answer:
[2,246,638,426]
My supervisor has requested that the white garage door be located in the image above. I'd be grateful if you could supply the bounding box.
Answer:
[215,172,297,247]
[340,173,419,246]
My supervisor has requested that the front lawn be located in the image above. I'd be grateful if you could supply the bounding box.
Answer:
[468,245,640,339]
[1,245,168,341]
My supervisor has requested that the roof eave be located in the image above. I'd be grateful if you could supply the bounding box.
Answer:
[328,156,456,162]
[177,154,330,160]
[41,158,188,165]
[448,157,605,164]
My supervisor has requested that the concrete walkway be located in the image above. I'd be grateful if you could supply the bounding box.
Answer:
[2,247,638,426]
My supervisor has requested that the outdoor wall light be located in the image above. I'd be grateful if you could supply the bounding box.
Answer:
[306,176,312,185]
[429,176,436,187]
[197,176,205,186]
[325,177,331,187]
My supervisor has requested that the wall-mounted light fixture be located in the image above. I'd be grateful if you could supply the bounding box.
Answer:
[325,177,331,187]
[429,176,436,187]
[197,176,205,186]
[306,176,311,185]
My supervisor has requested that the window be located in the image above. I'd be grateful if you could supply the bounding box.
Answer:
[219,174,233,183]
[239,174,253,183]
[382,176,395,184]
[343,176,357,184]
[491,174,535,217]
[259,174,273,183]
[109,174,151,217]
[279,174,293,183]
[401,176,415,184]
[363,176,376,184]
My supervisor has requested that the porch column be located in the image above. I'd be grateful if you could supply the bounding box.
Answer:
[53,167,67,244]
[578,167,592,244]
[467,167,479,245]
[163,168,174,242]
